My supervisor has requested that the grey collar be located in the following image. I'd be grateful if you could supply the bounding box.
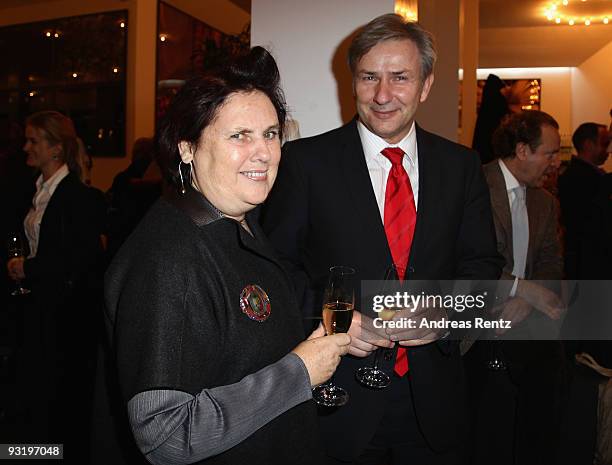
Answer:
[164,187,224,228]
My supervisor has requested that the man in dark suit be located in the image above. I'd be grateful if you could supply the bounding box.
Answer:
[467,110,565,465]
[558,122,609,278]
[262,14,503,465]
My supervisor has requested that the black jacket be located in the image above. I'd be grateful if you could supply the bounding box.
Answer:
[24,171,104,291]
[558,156,605,278]
[105,188,323,464]
[262,119,503,459]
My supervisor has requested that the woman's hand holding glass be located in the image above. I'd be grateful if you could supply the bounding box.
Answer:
[292,324,351,387]
[311,266,356,406]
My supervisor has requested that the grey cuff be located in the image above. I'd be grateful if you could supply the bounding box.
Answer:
[127,352,312,465]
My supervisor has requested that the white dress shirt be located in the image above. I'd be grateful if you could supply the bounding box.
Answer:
[357,120,419,222]
[498,159,529,295]
[24,164,69,258]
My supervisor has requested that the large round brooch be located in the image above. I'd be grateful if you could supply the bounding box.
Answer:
[240,285,271,322]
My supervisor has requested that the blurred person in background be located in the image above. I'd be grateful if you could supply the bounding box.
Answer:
[472,74,512,165]
[558,116,612,464]
[5,110,105,463]
[558,122,609,279]
[106,137,162,258]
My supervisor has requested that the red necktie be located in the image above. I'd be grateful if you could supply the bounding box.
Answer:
[381,147,416,377]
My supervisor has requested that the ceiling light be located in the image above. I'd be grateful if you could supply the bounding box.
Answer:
[555,17,561,23]
[569,18,575,25]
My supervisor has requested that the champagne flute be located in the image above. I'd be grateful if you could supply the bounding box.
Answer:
[7,233,31,296]
[355,264,403,389]
[312,266,355,407]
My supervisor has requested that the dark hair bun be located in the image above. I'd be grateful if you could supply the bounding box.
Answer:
[227,46,281,92]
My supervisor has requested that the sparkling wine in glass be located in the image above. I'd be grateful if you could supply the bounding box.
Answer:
[7,233,30,296]
[355,264,404,389]
[312,266,355,407]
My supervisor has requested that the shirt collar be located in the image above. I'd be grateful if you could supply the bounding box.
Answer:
[357,120,417,166]
[498,158,522,192]
[36,164,69,191]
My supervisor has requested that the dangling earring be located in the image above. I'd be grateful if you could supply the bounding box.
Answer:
[178,160,186,195]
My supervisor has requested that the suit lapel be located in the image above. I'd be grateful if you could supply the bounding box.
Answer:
[486,162,514,270]
[338,121,392,267]
[39,172,72,235]
[410,126,439,270]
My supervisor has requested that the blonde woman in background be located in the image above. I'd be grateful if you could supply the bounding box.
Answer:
[7,110,105,463]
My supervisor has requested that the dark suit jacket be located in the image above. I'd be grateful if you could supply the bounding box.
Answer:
[262,119,503,460]
[558,156,604,278]
[579,173,612,278]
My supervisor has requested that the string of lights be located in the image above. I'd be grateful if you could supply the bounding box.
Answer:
[544,0,611,26]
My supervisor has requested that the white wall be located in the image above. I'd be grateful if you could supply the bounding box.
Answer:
[251,0,394,138]
[572,40,612,171]
[571,40,612,129]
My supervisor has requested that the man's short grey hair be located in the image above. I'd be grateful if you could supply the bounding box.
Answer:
[348,13,437,83]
